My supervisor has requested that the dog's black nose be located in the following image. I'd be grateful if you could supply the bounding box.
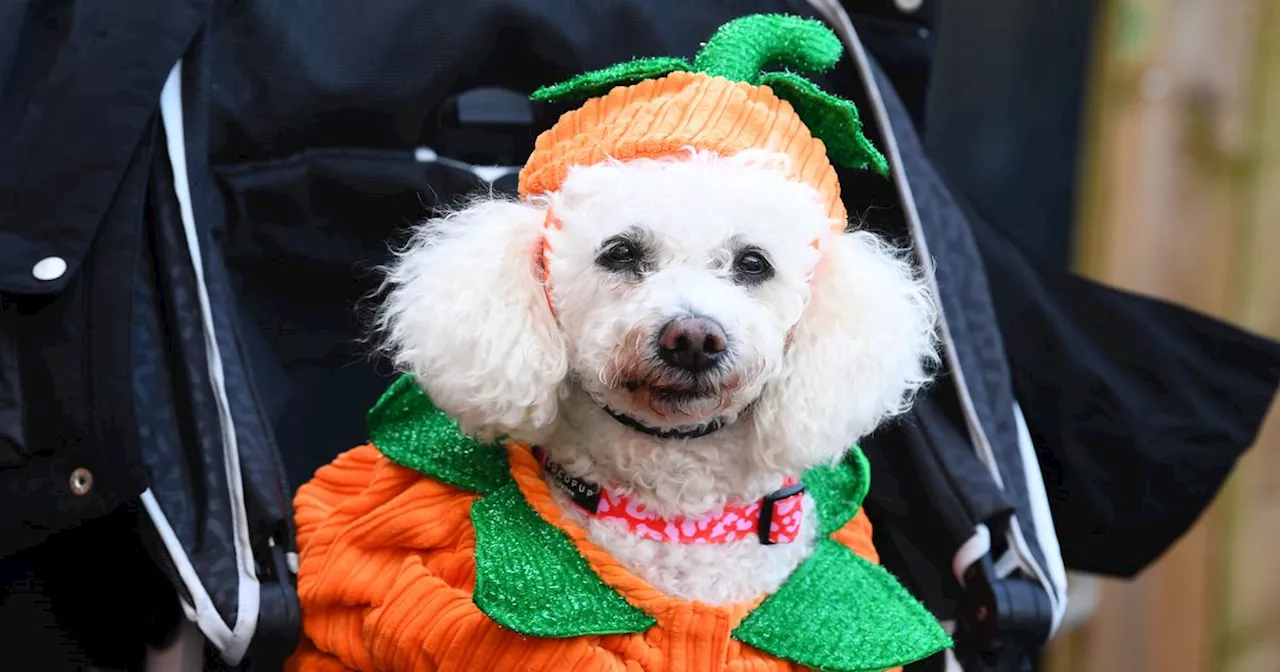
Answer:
[657,317,728,373]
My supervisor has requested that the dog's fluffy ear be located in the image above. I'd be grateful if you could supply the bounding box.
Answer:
[378,198,567,441]
[753,229,939,470]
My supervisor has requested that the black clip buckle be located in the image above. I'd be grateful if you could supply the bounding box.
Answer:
[954,554,1054,672]
[246,526,303,669]
[757,482,807,545]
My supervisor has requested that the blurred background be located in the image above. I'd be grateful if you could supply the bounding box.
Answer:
[1038,0,1280,670]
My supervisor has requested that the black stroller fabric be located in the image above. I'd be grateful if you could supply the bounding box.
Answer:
[1,1,298,668]
[3,1,1279,670]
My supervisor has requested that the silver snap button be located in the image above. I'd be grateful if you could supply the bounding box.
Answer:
[413,146,438,163]
[896,0,924,12]
[69,468,94,496]
[32,256,68,281]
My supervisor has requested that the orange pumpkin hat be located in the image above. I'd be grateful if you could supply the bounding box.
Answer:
[518,14,889,227]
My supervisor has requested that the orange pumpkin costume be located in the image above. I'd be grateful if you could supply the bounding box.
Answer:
[290,14,950,672]
[292,445,885,672]
[289,377,949,672]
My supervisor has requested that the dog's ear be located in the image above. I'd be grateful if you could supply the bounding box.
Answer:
[753,229,938,468]
[378,198,567,441]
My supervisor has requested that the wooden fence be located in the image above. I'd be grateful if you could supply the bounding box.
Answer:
[1043,0,1280,670]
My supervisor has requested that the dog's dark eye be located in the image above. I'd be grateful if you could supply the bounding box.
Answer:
[597,237,645,274]
[603,241,638,264]
[732,248,774,284]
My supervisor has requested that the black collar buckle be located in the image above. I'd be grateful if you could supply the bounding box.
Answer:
[757,482,807,545]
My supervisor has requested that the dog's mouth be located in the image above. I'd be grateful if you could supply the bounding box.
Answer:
[601,404,729,440]
[600,376,749,440]
[622,380,717,404]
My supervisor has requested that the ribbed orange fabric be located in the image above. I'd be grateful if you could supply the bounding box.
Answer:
[289,445,900,672]
[518,71,847,226]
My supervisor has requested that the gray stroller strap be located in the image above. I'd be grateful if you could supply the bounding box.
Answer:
[804,0,1066,668]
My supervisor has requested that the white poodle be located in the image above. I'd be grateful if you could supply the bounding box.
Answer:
[377,147,938,605]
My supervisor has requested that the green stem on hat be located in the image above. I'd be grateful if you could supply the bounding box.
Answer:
[528,13,889,176]
[691,14,843,83]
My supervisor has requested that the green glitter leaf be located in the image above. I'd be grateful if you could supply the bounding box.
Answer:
[472,485,657,637]
[692,14,843,82]
[757,70,889,176]
[802,445,871,536]
[733,539,952,672]
[368,375,512,495]
[529,56,693,104]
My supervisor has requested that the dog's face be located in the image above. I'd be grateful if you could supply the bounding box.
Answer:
[544,151,827,434]
[380,149,936,474]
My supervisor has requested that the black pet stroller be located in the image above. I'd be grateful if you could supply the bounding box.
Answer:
[4,1,1279,671]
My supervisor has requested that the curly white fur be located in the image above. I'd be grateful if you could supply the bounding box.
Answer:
[378,149,938,604]
[377,198,568,443]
